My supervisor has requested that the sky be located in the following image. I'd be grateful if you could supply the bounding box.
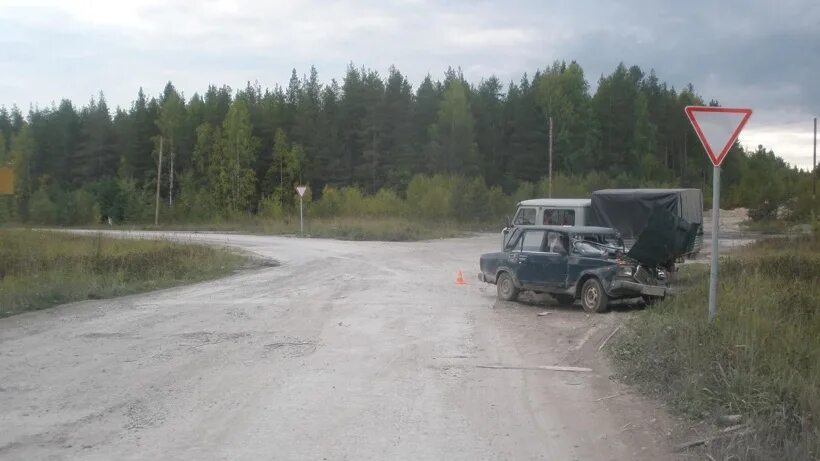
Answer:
[0,0,817,170]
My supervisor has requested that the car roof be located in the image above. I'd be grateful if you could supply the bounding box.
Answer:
[512,225,618,235]
[517,198,591,207]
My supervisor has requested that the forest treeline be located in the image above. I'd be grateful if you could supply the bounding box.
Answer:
[0,61,815,225]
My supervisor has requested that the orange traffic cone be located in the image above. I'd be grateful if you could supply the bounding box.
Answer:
[456,270,466,285]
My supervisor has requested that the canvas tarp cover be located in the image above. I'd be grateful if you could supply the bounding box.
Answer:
[590,189,702,240]
[626,206,699,268]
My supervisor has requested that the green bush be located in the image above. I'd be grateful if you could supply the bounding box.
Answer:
[70,189,100,225]
[364,188,404,217]
[406,175,452,219]
[258,195,285,220]
[28,187,58,224]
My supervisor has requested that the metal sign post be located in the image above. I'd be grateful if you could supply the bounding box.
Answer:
[296,186,307,236]
[685,106,752,322]
[709,166,720,320]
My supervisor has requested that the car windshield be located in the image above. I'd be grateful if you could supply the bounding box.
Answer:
[571,234,622,255]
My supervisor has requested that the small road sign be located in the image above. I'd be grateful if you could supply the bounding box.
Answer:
[295,185,307,235]
[685,107,752,167]
[685,106,752,322]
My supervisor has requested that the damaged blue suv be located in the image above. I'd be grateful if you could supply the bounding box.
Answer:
[478,208,698,313]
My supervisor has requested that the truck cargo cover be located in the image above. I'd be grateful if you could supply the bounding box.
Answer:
[626,206,699,268]
[590,189,702,240]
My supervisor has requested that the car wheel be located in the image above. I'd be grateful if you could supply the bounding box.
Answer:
[553,294,575,306]
[581,278,609,313]
[496,272,519,301]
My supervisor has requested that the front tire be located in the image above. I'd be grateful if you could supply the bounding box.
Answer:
[496,272,519,301]
[581,278,609,313]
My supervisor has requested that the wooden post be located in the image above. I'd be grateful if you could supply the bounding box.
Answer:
[548,116,553,198]
[154,137,163,226]
[168,139,174,207]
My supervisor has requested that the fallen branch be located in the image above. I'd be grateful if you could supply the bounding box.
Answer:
[476,365,592,372]
[598,325,622,351]
[594,392,623,401]
[674,425,753,452]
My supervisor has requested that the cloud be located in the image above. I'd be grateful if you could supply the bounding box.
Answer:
[0,0,816,168]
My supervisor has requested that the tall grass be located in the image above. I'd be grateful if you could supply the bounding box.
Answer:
[0,230,247,317]
[610,236,820,460]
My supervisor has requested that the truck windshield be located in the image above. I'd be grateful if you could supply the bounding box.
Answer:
[514,208,536,225]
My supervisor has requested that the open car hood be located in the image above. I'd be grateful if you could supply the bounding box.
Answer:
[626,207,700,268]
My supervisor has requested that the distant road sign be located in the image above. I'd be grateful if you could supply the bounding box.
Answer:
[0,167,14,195]
[296,186,306,197]
[685,106,752,166]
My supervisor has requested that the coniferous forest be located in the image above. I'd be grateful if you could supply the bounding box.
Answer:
[0,61,815,226]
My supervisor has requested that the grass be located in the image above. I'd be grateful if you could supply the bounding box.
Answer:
[741,219,793,234]
[105,216,472,241]
[0,229,249,318]
[609,235,820,460]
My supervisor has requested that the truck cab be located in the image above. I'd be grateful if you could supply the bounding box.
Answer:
[504,199,592,246]
[511,199,593,227]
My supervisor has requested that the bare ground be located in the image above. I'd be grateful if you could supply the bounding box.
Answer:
[1,232,692,460]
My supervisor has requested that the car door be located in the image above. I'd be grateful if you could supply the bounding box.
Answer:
[514,230,549,290]
[542,231,570,288]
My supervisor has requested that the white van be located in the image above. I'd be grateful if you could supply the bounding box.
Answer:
[511,198,592,226]
[504,199,592,246]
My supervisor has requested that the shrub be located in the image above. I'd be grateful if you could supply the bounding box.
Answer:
[70,189,100,225]
[258,195,285,221]
[28,187,58,224]
[364,188,404,217]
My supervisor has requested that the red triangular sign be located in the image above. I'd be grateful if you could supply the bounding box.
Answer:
[685,106,752,167]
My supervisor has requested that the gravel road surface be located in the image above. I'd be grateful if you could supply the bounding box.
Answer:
[1,232,679,460]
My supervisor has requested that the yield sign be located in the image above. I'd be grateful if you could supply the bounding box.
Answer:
[295,185,307,197]
[685,106,752,166]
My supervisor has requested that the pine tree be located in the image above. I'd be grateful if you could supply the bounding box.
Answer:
[10,124,35,218]
[473,76,505,185]
[157,84,185,205]
[209,99,258,214]
[430,80,479,176]
[72,93,117,186]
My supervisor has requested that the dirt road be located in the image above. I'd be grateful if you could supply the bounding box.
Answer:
[1,232,679,460]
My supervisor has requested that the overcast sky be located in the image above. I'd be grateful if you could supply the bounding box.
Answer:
[1,0,817,169]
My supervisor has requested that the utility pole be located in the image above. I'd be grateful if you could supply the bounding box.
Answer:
[813,117,817,222]
[548,116,553,198]
[168,138,174,207]
[154,137,163,226]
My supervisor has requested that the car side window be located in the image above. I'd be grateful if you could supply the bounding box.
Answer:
[543,209,576,226]
[546,232,567,254]
[514,207,536,225]
[504,229,522,251]
[521,230,546,252]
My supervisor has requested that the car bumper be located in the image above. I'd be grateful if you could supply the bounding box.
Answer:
[608,279,667,298]
[478,273,490,283]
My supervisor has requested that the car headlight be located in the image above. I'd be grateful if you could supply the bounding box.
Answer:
[616,264,635,278]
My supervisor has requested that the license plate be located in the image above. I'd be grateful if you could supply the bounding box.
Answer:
[641,285,666,297]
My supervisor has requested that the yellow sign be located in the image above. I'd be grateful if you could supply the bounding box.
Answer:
[0,167,14,195]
